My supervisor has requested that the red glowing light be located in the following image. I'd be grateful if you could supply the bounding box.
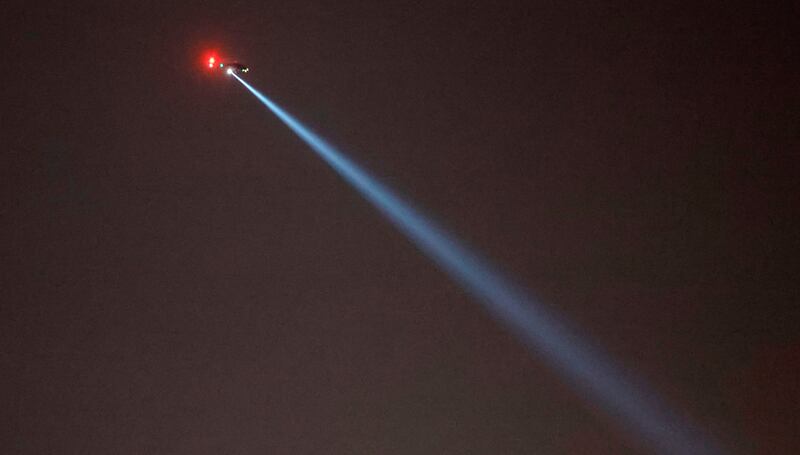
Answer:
[203,51,221,72]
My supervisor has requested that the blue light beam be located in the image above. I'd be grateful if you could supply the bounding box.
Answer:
[233,74,722,455]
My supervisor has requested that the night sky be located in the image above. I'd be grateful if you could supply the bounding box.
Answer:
[3,1,799,453]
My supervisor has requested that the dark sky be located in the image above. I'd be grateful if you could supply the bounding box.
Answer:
[3,1,799,453]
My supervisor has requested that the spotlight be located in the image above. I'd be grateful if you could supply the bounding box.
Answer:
[230,74,725,455]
